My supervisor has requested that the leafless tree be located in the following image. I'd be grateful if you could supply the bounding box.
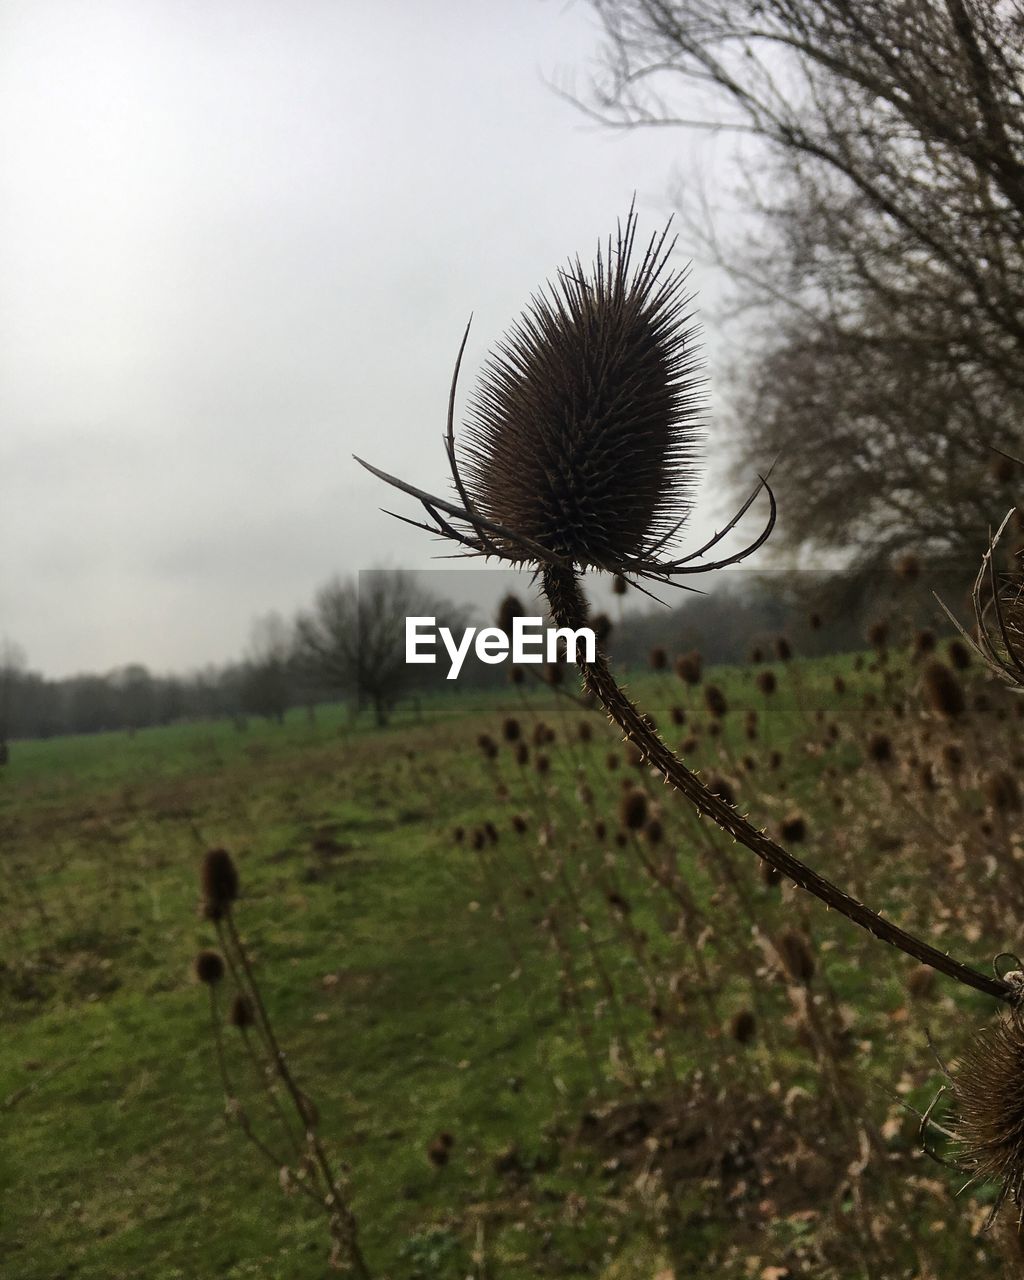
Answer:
[574,0,1024,570]
[295,571,467,727]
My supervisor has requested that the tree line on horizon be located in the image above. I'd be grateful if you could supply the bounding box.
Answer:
[0,563,966,748]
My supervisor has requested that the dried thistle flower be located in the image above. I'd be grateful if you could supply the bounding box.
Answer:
[950,1004,1024,1219]
[675,651,702,685]
[619,787,649,831]
[730,1009,757,1044]
[229,993,255,1028]
[779,812,807,844]
[922,659,966,719]
[355,204,773,585]
[777,930,816,985]
[756,670,776,696]
[194,950,225,985]
[201,848,239,917]
[704,684,728,718]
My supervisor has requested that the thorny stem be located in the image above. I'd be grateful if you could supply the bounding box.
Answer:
[220,912,372,1279]
[542,564,1012,1004]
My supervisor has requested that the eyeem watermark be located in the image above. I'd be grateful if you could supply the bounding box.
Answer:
[406,616,596,680]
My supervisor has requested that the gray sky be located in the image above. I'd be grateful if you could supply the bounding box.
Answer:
[0,0,747,678]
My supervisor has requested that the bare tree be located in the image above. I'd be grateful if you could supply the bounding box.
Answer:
[574,0,1024,569]
[295,571,467,726]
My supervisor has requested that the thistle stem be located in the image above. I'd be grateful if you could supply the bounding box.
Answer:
[542,564,1010,1003]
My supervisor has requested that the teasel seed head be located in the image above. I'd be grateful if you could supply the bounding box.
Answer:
[777,930,816,985]
[496,593,525,637]
[619,787,649,831]
[780,812,807,843]
[774,636,792,662]
[194,950,225,985]
[950,1005,1024,1217]
[948,639,972,671]
[756,670,776,696]
[922,659,966,719]
[986,771,1022,814]
[675,650,702,685]
[730,1009,757,1045]
[229,993,255,1028]
[704,684,728,718]
[458,211,704,570]
[201,848,239,917]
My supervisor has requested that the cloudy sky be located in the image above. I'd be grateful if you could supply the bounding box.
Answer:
[0,1,751,678]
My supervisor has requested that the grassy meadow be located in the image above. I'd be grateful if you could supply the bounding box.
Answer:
[2,648,1022,1279]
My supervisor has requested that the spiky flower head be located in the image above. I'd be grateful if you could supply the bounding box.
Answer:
[457,213,703,570]
[951,1001,1024,1218]
[355,207,774,586]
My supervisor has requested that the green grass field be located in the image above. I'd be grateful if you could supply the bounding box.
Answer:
[1,655,1014,1278]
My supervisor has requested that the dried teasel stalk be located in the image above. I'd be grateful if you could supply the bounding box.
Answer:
[358,207,1012,1006]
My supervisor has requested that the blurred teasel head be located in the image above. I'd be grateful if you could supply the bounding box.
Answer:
[950,995,1024,1222]
[355,204,774,586]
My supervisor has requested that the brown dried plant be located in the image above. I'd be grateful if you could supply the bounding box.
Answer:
[196,848,370,1276]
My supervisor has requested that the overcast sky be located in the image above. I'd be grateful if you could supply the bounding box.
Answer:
[0,0,751,678]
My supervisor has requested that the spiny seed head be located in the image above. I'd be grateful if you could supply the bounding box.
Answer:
[194,950,225,985]
[458,211,704,570]
[675,651,702,685]
[777,930,816,984]
[496,593,525,636]
[951,1008,1024,1214]
[201,848,239,915]
[948,639,972,671]
[922,659,966,719]
[706,774,735,808]
[867,732,894,766]
[619,787,649,831]
[761,859,782,887]
[756,670,776,696]
[774,636,792,662]
[502,717,521,743]
[649,646,667,671]
[229,993,255,1028]
[780,812,807,843]
[704,684,728,718]
[913,628,936,657]
[730,1009,757,1044]
[867,620,889,650]
[986,771,1022,813]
